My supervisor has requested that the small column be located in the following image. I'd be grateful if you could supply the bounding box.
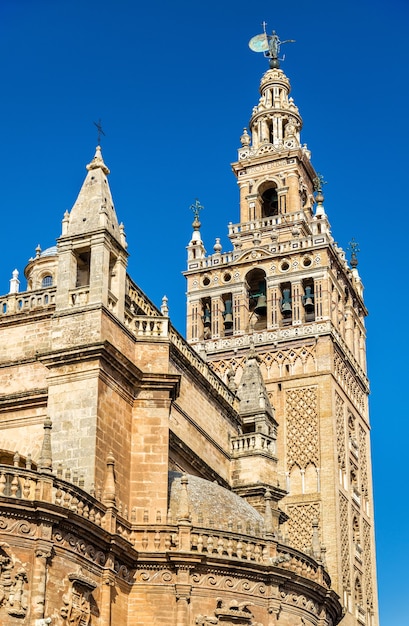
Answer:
[233,293,242,334]
[100,567,115,626]
[175,566,192,626]
[291,281,302,324]
[269,285,280,328]
[211,296,221,339]
[31,544,52,622]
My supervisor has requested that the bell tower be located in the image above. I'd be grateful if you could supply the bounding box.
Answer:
[184,31,378,626]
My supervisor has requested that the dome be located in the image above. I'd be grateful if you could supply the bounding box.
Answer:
[40,246,57,257]
[168,472,265,533]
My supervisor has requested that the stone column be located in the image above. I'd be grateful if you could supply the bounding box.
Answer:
[175,584,191,626]
[31,543,52,622]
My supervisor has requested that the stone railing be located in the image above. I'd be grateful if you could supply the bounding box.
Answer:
[0,288,56,317]
[228,215,305,234]
[125,276,162,318]
[0,464,107,522]
[131,316,169,338]
[131,524,330,588]
[170,327,238,409]
[231,432,276,457]
[0,463,330,589]
[69,286,89,307]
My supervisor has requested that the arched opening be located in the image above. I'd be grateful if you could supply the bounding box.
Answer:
[41,274,53,288]
[246,268,267,330]
[261,186,278,217]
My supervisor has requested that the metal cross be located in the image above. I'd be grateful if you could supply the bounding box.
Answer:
[93,119,105,145]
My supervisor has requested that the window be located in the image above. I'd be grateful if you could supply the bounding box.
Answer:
[41,275,53,288]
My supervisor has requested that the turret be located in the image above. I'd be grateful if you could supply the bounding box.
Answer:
[55,146,128,320]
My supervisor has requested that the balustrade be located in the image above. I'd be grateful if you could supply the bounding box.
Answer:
[0,463,329,588]
[0,288,56,317]
[231,432,276,457]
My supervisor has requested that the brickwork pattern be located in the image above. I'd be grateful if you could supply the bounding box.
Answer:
[339,491,351,591]
[335,392,346,471]
[286,387,319,469]
[363,519,373,610]
[286,502,320,552]
[359,425,369,500]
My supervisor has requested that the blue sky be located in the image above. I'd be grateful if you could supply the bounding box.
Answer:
[0,1,407,623]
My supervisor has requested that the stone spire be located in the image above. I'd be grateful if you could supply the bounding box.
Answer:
[237,349,277,436]
[64,146,123,245]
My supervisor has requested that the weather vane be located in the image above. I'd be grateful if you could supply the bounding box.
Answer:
[93,119,105,145]
[190,198,204,222]
[347,238,360,268]
[249,23,295,68]
[313,173,327,193]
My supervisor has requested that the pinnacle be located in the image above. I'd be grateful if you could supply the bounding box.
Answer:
[86,145,110,175]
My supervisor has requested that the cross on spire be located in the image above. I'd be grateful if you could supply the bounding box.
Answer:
[93,119,105,145]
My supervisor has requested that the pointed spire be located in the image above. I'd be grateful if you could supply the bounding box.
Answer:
[237,352,274,421]
[63,146,123,245]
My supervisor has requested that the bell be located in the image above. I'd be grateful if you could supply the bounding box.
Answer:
[303,286,314,312]
[203,305,211,327]
[281,288,292,316]
[254,294,267,315]
[223,300,233,329]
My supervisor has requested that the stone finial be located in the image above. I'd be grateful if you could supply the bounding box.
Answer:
[213,238,222,254]
[35,244,42,258]
[177,474,191,523]
[9,269,20,294]
[240,128,251,147]
[39,417,53,473]
[312,517,321,560]
[102,452,116,507]
[119,222,127,248]
[264,488,274,535]
[161,295,169,316]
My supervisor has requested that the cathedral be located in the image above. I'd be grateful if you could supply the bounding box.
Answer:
[0,31,377,626]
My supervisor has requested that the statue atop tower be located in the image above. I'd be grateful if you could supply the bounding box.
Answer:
[249,23,295,68]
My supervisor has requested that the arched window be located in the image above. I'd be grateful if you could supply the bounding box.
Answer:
[41,275,53,288]
[261,187,278,217]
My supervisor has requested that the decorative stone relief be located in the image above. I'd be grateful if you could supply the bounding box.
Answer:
[61,571,97,625]
[335,393,346,470]
[196,598,262,625]
[211,345,316,385]
[333,353,365,414]
[279,590,320,616]
[286,503,320,553]
[339,492,351,591]
[359,425,369,500]
[286,387,319,469]
[363,520,373,610]
[0,544,28,618]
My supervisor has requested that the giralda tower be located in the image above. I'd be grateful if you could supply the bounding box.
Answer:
[184,30,378,626]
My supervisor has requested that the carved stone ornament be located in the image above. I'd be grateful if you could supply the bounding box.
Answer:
[0,544,28,618]
[196,598,263,625]
[61,570,97,626]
